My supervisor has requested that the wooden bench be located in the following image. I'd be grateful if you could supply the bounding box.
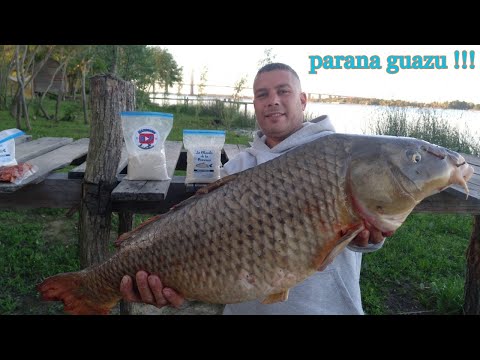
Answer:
[0,138,89,194]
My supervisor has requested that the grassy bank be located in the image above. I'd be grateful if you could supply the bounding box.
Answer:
[1,210,472,315]
[361,213,472,315]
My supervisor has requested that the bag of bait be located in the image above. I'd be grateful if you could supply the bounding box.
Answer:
[183,129,226,184]
[121,112,173,180]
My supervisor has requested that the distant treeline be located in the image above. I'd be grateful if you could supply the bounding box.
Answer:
[316,97,480,111]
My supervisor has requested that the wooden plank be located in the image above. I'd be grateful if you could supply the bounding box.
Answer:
[0,138,89,193]
[436,154,480,200]
[14,134,32,144]
[112,176,192,213]
[16,137,73,163]
[463,153,480,167]
[223,144,248,161]
[68,145,128,179]
[446,177,480,201]
[414,190,480,215]
[111,141,183,202]
[468,175,480,188]
[0,173,82,209]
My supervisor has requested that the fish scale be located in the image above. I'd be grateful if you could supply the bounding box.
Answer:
[37,133,474,314]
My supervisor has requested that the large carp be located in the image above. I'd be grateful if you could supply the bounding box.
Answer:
[37,133,474,315]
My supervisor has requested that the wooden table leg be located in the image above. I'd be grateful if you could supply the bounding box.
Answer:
[118,211,134,315]
[464,215,480,314]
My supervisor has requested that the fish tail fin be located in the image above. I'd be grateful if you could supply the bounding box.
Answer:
[37,272,115,315]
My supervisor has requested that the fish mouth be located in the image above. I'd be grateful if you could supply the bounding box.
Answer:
[422,146,473,198]
[442,152,474,198]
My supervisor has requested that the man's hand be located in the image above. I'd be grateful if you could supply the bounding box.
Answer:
[120,271,184,308]
[350,227,385,247]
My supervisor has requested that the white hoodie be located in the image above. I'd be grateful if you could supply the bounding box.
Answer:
[221,116,383,315]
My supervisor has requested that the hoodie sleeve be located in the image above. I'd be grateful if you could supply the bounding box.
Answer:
[347,239,385,253]
[221,151,258,177]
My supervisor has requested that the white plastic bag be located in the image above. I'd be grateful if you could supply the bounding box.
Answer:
[183,129,226,184]
[0,128,38,184]
[121,111,173,180]
[0,128,25,166]
[0,162,38,185]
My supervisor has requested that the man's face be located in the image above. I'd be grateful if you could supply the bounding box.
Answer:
[253,70,307,146]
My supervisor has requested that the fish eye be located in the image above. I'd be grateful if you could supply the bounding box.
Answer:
[406,150,422,163]
[411,152,421,163]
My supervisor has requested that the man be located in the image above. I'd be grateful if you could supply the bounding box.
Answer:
[120,63,385,314]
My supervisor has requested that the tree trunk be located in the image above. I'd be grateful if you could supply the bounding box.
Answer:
[109,45,118,75]
[39,61,65,120]
[464,215,480,314]
[54,58,69,121]
[15,100,21,128]
[81,66,88,124]
[10,45,53,121]
[0,46,16,110]
[78,74,135,268]
[14,46,31,131]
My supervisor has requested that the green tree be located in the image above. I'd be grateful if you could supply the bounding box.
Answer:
[195,66,208,121]
[0,45,16,110]
[10,45,55,130]
[89,45,182,108]
[150,46,182,94]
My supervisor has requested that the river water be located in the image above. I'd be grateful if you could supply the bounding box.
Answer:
[152,97,480,137]
[303,103,480,136]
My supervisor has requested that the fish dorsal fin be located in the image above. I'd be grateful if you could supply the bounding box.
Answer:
[315,224,365,271]
[196,173,238,194]
[261,289,290,304]
[169,173,238,213]
[114,214,162,248]
[114,174,238,249]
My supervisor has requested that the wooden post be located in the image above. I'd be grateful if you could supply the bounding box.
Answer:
[118,211,134,315]
[78,74,135,268]
[464,215,480,314]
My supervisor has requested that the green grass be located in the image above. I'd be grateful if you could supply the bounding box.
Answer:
[0,208,157,315]
[0,108,90,140]
[0,209,80,314]
[366,106,480,156]
[1,98,253,145]
[361,213,472,315]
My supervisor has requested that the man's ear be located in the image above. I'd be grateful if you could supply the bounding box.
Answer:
[300,92,307,110]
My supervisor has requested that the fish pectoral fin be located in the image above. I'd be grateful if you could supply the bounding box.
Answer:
[261,289,290,304]
[316,224,365,271]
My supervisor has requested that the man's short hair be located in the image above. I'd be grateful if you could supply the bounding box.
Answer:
[256,63,300,81]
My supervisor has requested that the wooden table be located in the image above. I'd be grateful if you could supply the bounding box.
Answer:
[0,138,247,211]
[0,137,479,312]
